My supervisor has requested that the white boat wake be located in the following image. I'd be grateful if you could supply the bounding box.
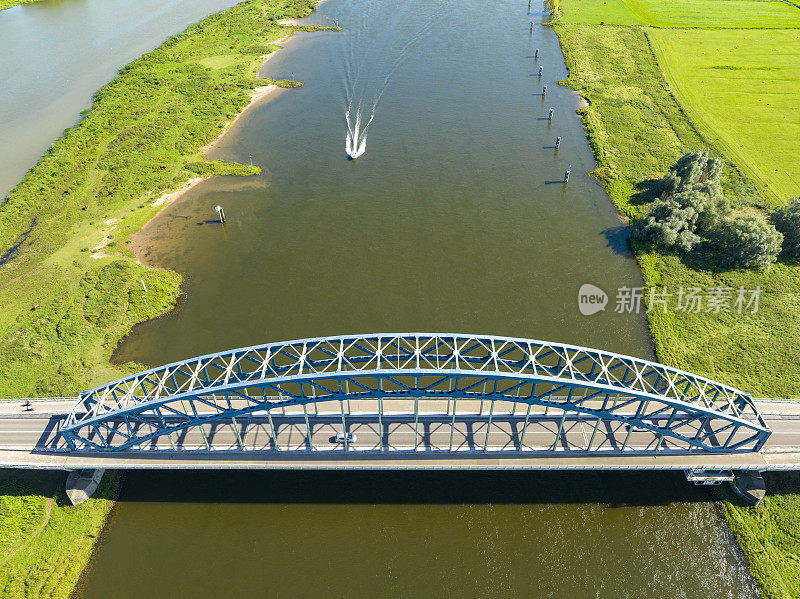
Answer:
[341,0,438,160]
[345,105,372,159]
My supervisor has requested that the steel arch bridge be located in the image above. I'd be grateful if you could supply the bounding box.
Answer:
[61,333,771,453]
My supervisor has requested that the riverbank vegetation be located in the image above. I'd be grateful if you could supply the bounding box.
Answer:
[722,473,800,599]
[0,0,333,397]
[0,0,331,594]
[552,0,800,397]
[631,151,798,270]
[551,1,800,596]
[0,469,120,598]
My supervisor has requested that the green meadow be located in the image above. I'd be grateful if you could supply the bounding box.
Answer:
[557,0,800,28]
[553,0,800,393]
[554,21,800,397]
[553,0,800,596]
[650,28,800,202]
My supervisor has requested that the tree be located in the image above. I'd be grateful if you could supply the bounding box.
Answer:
[631,199,701,252]
[711,215,783,270]
[632,150,732,254]
[661,151,724,197]
[771,197,800,259]
[672,188,729,233]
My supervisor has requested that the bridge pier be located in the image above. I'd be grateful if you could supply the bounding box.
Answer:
[685,469,766,505]
[730,470,766,506]
[66,468,105,506]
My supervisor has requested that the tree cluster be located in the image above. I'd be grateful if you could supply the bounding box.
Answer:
[631,152,795,270]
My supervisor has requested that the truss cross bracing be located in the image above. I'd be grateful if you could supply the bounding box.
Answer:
[60,334,771,453]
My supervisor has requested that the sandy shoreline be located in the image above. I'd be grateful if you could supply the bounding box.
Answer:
[147,34,293,213]
[133,0,329,270]
[131,43,297,268]
[198,83,284,156]
[133,84,287,267]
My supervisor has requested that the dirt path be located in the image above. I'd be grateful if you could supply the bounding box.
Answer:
[0,497,54,566]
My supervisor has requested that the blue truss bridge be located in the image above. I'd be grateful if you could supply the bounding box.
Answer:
[59,333,772,456]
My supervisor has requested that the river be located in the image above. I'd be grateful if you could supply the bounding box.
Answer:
[56,0,756,594]
[0,0,245,198]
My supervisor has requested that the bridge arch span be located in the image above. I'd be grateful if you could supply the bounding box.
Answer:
[61,333,770,453]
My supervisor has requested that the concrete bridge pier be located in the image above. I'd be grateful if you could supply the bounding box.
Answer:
[66,468,105,506]
[730,470,766,506]
[685,468,766,505]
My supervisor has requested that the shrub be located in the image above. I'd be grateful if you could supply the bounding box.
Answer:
[661,150,723,197]
[631,188,729,252]
[184,160,260,177]
[771,197,800,259]
[673,188,729,233]
[711,215,783,270]
[631,199,701,252]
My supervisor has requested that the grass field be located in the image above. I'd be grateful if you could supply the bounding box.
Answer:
[0,0,332,397]
[0,469,120,598]
[557,0,800,28]
[722,473,800,599]
[649,28,800,203]
[555,22,800,397]
[553,1,800,596]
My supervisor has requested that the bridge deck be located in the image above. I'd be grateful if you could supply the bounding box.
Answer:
[1,400,798,470]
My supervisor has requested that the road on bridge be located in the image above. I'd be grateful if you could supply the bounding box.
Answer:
[0,399,798,470]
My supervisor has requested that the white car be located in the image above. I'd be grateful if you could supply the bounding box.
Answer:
[335,432,357,443]
[624,423,648,433]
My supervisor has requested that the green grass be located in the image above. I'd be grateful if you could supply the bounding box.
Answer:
[722,473,800,599]
[0,0,332,397]
[198,54,242,70]
[0,469,121,598]
[557,0,800,28]
[555,23,800,398]
[649,28,800,203]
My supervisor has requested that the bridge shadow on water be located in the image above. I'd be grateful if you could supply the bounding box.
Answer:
[115,469,726,507]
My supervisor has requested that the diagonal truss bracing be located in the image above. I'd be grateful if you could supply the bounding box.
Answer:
[60,333,771,453]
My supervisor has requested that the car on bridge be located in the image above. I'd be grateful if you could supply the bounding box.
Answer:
[624,423,649,433]
[335,433,357,444]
